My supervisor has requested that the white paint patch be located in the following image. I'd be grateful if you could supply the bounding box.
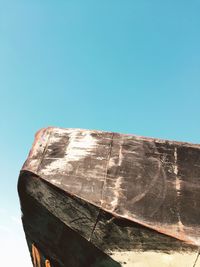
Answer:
[65,130,97,162]
[174,147,181,193]
[109,158,117,168]
[51,179,61,185]
[173,147,184,233]
[174,148,178,175]
[110,250,200,267]
[188,236,200,247]
[108,145,125,211]
[41,129,97,176]
[110,176,123,210]
[118,145,123,165]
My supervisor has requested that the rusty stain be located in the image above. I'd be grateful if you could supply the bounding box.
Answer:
[45,259,51,267]
[32,244,52,267]
[32,244,41,267]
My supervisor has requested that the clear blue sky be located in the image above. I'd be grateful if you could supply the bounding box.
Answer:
[1,1,200,265]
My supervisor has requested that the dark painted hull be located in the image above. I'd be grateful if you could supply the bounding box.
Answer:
[18,127,200,266]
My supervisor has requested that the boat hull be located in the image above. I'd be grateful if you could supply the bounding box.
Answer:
[18,127,200,266]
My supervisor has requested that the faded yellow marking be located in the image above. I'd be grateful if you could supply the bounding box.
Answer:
[45,259,51,267]
[32,244,41,267]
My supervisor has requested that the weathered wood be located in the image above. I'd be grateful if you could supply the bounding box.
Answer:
[18,127,200,266]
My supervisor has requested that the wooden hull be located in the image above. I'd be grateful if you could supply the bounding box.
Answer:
[18,127,200,266]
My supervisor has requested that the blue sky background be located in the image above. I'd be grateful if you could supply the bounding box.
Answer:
[1,0,200,265]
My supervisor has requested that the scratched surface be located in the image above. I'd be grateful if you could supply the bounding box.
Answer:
[22,127,200,246]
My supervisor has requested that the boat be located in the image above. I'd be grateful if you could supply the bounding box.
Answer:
[18,127,200,266]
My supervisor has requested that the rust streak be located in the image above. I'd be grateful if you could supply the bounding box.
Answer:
[32,244,41,267]
[45,259,51,267]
